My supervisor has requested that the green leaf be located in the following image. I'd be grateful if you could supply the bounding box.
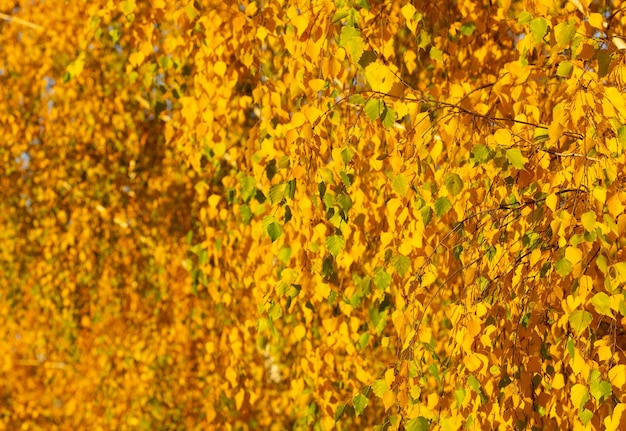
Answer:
[334,403,346,422]
[358,332,369,349]
[405,416,429,431]
[339,26,364,62]
[349,94,366,105]
[285,179,296,200]
[470,145,493,164]
[364,99,383,121]
[518,11,533,24]
[392,173,409,196]
[268,302,282,321]
[468,375,481,393]
[326,235,345,257]
[591,292,613,317]
[421,205,432,226]
[239,204,252,224]
[240,175,256,201]
[581,211,596,232]
[358,50,378,70]
[391,255,411,278]
[372,379,389,398]
[569,310,592,335]
[331,9,349,23]
[555,258,573,277]
[459,22,476,36]
[429,46,443,63]
[444,173,463,197]
[341,147,355,164]
[269,183,286,205]
[617,126,626,146]
[556,61,573,77]
[382,107,396,129]
[337,193,352,213]
[369,307,387,334]
[434,197,452,217]
[284,205,292,223]
[454,388,466,409]
[554,22,576,48]
[597,50,611,78]
[579,408,593,426]
[373,267,392,290]
[567,337,575,358]
[353,393,368,416]
[506,148,526,169]
[590,379,612,403]
[534,128,549,142]
[418,29,431,51]
[263,216,283,242]
[530,17,548,43]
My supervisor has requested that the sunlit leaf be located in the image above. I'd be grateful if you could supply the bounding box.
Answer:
[326,235,345,257]
[569,310,592,335]
[444,173,463,197]
[353,393,368,416]
[339,26,364,62]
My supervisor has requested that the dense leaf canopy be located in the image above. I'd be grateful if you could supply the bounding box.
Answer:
[2,0,626,429]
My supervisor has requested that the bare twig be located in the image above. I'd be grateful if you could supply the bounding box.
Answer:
[0,12,43,31]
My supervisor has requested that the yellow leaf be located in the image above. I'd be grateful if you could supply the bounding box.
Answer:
[293,324,306,339]
[235,389,245,410]
[226,367,238,387]
[609,365,626,389]
[422,264,437,287]
[303,105,322,125]
[552,373,565,390]
[214,61,227,77]
[466,318,481,338]
[401,3,419,33]
[365,62,396,94]
[604,403,626,431]
[385,368,396,387]
[356,366,371,383]
[67,54,85,77]
[309,79,326,92]
[570,383,588,408]
[128,51,145,67]
[598,345,613,361]
[607,193,625,218]
[493,129,512,146]
[383,389,396,410]
[545,193,558,212]
[181,96,198,124]
[593,185,607,205]
[565,246,582,265]
[256,26,268,41]
[463,353,483,372]
[418,326,432,343]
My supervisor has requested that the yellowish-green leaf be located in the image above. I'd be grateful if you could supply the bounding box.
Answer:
[530,17,548,43]
[326,235,345,257]
[554,22,576,48]
[353,393,368,416]
[392,173,409,196]
[591,292,613,317]
[339,26,364,62]
[569,310,592,336]
[556,61,573,77]
[444,173,463,197]
[365,62,396,94]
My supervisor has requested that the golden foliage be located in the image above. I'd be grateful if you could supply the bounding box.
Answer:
[2,0,626,429]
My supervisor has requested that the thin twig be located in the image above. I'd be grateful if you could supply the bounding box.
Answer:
[0,12,44,31]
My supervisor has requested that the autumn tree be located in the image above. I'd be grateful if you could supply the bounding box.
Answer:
[2,0,626,430]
